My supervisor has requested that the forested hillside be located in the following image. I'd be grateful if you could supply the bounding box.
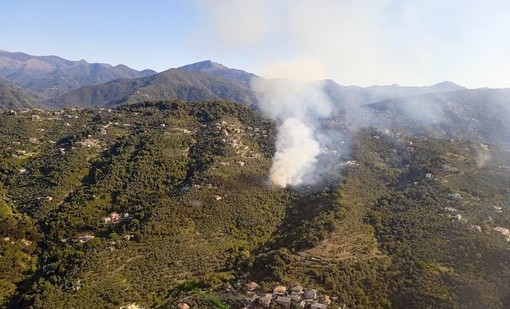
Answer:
[43,69,257,109]
[1,101,510,308]
[0,78,39,109]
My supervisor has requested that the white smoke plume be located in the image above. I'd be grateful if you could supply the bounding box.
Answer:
[269,118,320,187]
[251,70,333,187]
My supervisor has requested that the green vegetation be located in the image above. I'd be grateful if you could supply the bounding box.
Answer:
[0,102,509,308]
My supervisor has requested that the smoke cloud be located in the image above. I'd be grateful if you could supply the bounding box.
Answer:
[269,118,320,187]
[251,72,333,187]
[197,0,510,88]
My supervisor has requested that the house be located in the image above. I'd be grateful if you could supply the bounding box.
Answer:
[176,303,190,309]
[303,289,317,300]
[107,212,119,222]
[245,281,261,292]
[447,193,461,200]
[310,303,328,309]
[275,296,291,308]
[258,294,272,307]
[273,285,287,295]
[425,173,432,179]
[495,227,510,242]
[101,217,112,224]
[318,295,331,305]
[444,207,457,213]
[296,300,307,309]
[101,212,123,224]
[75,234,95,243]
[289,294,301,302]
[471,225,482,232]
[291,285,303,295]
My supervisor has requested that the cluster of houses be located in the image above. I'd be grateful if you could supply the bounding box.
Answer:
[209,120,266,159]
[241,282,344,309]
[61,233,95,244]
[100,212,131,224]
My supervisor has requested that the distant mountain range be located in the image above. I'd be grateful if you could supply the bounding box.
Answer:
[0,49,478,111]
[323,80,466,106]
[0,49,156,99]
[40,58,470,110]
[44,63,257,108]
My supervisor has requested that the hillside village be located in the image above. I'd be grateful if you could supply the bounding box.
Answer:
[170,281,346,309]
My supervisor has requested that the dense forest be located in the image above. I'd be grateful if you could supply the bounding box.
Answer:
[1,101,510,308]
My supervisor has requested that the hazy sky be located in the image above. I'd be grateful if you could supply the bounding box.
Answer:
[2,0,510,88]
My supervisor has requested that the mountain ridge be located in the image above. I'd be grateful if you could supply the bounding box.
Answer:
[0,77,39,109]
[0,49,156,99]
[43,67,257,108]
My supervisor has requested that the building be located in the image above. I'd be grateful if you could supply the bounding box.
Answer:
[176,303,190,309]
[447,193,461,200]
[258,294,272,307]
[290,285,303,295]
[310,303,328,309]
[275,296,291,308]
[245,281,261,292]
[303,289,317,300]
[318,295,331,305]
[273,285,287,295]
[75,234,95,243]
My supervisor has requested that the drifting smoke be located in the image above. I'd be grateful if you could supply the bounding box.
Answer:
[251,73,333,187]
[198,1,510,188]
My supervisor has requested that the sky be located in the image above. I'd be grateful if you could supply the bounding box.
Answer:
[2,0,510,88]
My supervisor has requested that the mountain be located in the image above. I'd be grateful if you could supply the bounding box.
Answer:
[323,79,466,107]
[0,77,40,109]
[0,49,156,98]
[44,66,257,108]
[179,60,259,87]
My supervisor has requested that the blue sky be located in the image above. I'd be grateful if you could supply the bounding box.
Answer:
[2,0,510,88]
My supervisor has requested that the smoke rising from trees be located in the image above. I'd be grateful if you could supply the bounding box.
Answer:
[251,78,333,187]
